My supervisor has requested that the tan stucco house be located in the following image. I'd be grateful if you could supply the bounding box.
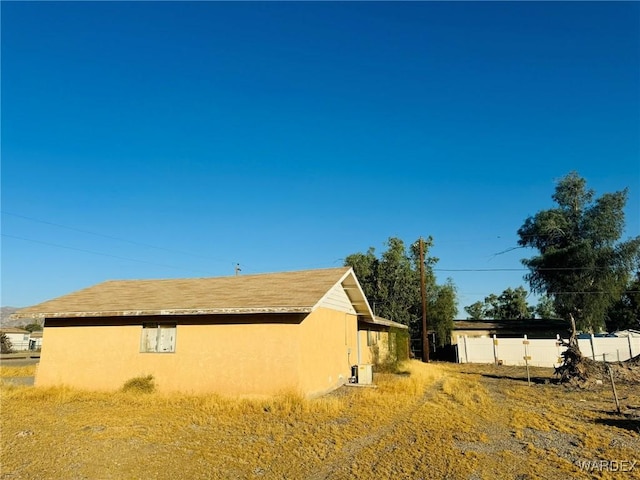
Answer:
[14,267,406,397]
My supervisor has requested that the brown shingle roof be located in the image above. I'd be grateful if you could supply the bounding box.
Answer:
[14,267,355,319]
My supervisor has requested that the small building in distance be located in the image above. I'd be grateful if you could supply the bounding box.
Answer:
[0,327,31,351]
[28,330,43,351]
[452,318,570,343]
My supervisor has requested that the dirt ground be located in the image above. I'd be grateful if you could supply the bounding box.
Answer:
[1,361,639,480]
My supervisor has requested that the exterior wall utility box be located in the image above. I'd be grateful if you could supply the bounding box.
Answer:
[357,364,373,385]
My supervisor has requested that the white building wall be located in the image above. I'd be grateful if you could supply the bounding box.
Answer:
[5,332,30,351]
[457,333,639,368]
[29,335,43,350]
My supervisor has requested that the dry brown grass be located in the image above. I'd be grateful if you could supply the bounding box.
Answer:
[0,364,36,378]
[2,361,638,479]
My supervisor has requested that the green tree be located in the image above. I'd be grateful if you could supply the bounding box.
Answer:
[344,247,379,310]
[345,236,457,345]
[464,301,486,320]
[534,295,558,319]
[492,287,533,319]
[22,323,42,333]
[429,280,458,347]
[517,172,640,332]
[464,287,533,320]
[376,237,422,326]
[605,271,640,331]
[1,333,13,354]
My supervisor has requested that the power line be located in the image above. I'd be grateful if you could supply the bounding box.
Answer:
[436,268,526,272]
[5,233,638,298]
[1,233,213,276]
[459,290,640,296]
[435,267,616,272]
[548,290,640,295]
[1,210,227,263]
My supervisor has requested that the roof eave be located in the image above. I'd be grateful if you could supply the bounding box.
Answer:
[15,307,314,319]
[330,267,376,322]
[360,316,409,330]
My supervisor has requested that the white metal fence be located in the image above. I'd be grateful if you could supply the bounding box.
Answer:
[456,333,640,368]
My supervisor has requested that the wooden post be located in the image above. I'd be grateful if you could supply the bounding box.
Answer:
[606,363,621,414]
[419,237,429,363]
[463,335,469,363]
[492,335,499,365]
[555,334,563,365]
[523,335,531,386]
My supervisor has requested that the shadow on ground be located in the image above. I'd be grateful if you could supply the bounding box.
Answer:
[593,417,640,433]
[460,371,553,385]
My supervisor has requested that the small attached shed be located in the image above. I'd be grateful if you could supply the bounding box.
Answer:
[14,267,406,397]
[358,316,408,366]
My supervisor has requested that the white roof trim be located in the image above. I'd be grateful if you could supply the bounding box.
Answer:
[312,267,375,322]
[16,307,314,319]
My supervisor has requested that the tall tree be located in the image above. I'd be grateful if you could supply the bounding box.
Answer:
[376,237,421,326]
[464,287,534,320]
[491,287,533,319]
[344,247,379,310]
[534,295,558,319]
[345,237,456,345]
[464,301,485,320]
[429,280,458,347]
[605,271,640,331]
[517,172,640,331]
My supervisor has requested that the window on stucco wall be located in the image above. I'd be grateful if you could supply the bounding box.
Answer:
[140,324,176,353]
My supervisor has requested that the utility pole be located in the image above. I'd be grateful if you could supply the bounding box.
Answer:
[419,237,429,362]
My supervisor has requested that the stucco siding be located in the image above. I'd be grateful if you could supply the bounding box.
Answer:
[358,329,393,365]
[35,325,141,389]
[36,319,301,396]
[358,330,373,364]
[167,323,300,396]
[298,308,357,397]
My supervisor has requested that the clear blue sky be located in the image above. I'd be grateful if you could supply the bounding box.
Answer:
[2,2,639,317]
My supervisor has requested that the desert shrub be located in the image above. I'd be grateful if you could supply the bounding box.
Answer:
[393,327,410,362]
[122,375,155,393]
[22,323,43,333]
[1,333,13,354]
[376,327,411,373]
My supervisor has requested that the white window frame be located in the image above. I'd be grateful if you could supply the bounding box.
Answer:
[140,323,176,353]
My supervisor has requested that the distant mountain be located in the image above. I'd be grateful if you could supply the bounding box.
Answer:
[0,306,40,328]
